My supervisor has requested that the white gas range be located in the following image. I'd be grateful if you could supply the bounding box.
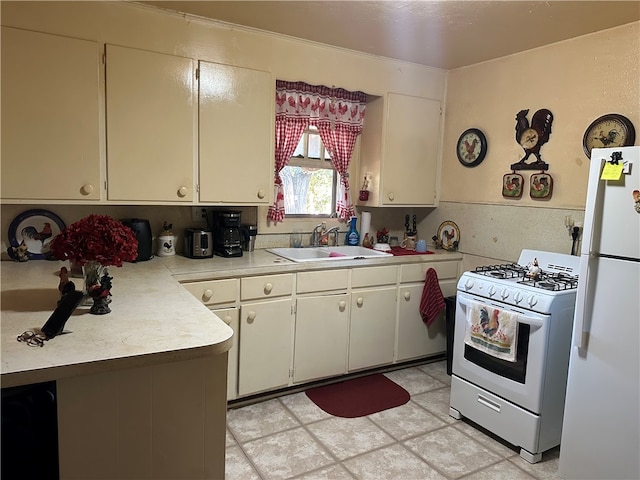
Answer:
[449,249,580,464]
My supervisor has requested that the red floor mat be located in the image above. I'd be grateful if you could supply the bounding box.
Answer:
[305,374,410,418]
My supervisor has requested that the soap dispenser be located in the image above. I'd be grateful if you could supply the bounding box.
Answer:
[346,216,360,246]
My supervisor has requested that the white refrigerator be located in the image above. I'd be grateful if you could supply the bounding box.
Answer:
[559,146,640,479]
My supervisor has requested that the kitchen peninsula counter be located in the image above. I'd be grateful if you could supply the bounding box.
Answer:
[1,259,233,388]
[1,258,233,480]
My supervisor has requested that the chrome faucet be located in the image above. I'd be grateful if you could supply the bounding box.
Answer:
[323,226,341,246]
[311,223,325,247]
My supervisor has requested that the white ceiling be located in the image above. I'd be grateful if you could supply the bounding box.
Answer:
[137,1,640,70]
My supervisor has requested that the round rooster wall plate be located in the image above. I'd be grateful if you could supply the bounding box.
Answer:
[437,221,460,251]
[8,209,66,259]
[457,128,487,167]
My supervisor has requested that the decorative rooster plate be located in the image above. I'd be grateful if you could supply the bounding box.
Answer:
[436,221,460,251]
[8,209,66,259]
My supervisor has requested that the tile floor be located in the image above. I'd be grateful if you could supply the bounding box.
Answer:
[225,360,563,480]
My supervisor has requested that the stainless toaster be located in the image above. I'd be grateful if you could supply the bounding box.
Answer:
[184,228,213,258]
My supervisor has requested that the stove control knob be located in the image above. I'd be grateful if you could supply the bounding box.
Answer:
[500,289,510,300]
[528,295,538,308]
[514,291,524,304]
[464,278,474,290]
[488,285,497,297]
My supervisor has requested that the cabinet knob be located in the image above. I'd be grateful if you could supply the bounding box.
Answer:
[338,300,346,311]
[80,184,94,195]
[247,311,257,323]
[223,315,232,325]
[257,189,265,199]
[203,289,213,302]
[404,291,411,301]
[356,297,364,307]
[388,192,395,201]
[177,186,189,197]
[264,283,273,294]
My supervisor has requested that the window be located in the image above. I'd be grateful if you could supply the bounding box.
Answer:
[280,126,339,216]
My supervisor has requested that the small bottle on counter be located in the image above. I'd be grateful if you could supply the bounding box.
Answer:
[346,216,360,246]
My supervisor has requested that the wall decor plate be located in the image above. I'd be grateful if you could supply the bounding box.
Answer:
[502,173,524,198]
[437,221,460,251]
[530,173,553,199]
[8,209,66,259]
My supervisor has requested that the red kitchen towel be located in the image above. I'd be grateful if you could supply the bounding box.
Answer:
[419,268,445,327]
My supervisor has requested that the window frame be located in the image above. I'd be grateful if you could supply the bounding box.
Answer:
[282,126,338,218]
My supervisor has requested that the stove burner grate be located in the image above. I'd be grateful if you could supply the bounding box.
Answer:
[474,263,527,279]
[518,272,579,291]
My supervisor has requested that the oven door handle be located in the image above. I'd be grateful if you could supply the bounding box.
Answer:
[458,295,544,328]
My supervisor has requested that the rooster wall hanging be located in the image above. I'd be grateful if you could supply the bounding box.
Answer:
[511,108,553,171]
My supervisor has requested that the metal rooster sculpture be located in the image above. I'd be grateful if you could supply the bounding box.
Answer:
[511,108,553,171]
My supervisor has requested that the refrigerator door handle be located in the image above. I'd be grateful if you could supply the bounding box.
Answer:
[580,158,605,256]
[573,254,593,349]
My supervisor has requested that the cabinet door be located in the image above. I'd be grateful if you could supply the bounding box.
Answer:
[349,287,396,371]
[199,61,273,204]
[106,45,195,202]
[1,27,101,201]
[213,308,239,401]
[238,298,292,396]
[294,294,349,383]
[397,284,446,362]
[382,94,441,205]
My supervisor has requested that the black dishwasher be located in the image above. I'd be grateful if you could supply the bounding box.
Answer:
[2,381,59,479]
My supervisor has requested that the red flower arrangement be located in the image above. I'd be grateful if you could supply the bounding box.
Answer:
[50,214,138,267]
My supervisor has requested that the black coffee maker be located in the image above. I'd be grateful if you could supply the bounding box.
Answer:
[212,211,243,257]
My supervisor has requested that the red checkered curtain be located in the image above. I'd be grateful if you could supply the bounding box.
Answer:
[267,81,366,223]
[267,82,309,223]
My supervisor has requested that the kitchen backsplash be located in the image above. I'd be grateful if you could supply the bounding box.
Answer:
[1,203,583,267]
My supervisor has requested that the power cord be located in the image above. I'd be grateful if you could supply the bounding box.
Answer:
[571,226,581,256]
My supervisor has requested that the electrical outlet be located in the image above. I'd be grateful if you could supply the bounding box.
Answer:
[191,207,202,222]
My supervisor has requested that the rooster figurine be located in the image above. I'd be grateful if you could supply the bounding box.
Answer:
[513,109,553,169]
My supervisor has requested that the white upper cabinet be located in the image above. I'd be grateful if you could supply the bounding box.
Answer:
[198,61,273,205]
[359,93,442,206]
[1,27,101,201]
[105,44,195,202]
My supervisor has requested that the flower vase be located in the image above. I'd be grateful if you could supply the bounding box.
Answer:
[83,261,112,315]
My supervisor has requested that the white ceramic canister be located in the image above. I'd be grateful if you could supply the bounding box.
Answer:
[157,235,176,256]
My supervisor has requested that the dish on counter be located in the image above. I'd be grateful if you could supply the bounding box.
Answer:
[8,209,65,259]
[436,221,460,251]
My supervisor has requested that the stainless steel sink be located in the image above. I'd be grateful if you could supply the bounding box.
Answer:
[267,246,392,263]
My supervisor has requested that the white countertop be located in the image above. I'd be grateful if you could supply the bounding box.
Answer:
[162,248,462,283]
[1,248,461,388]
[1,258,233,388]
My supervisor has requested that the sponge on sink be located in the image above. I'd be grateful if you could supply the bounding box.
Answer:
[328,252,346,257]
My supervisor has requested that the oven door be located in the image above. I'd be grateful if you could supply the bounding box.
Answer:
[452,291,550,414]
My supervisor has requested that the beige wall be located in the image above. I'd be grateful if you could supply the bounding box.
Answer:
[440,21,639,209]
[2,3,638,264]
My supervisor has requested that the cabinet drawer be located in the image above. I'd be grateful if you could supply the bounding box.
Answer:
[400,261,459,283]
[182,279,237,305]
[297,269,349,294]
[241,274,294,301]
[351,265,398,288]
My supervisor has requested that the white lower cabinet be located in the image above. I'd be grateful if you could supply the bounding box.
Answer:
[397,284,446,361]
[213,308,239,401]
[238,298,293,396]
[349,287,397,371]
[396,260,459,362]
[293,293,349,383]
